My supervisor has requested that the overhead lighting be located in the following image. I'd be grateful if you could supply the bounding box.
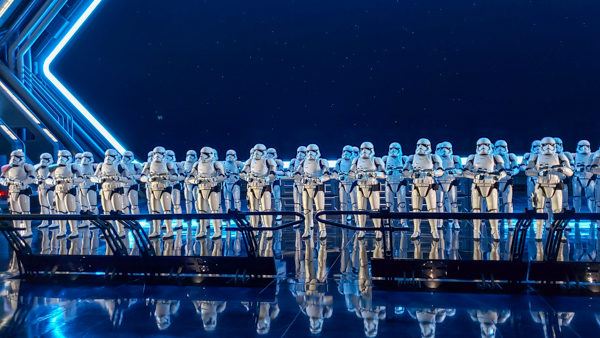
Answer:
[42,128,59,143]
[0,0,16,19]
[0,79,41,124]
[42,0,127,154]
[0,124,18,141]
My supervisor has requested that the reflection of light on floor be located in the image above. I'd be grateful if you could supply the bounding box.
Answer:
[130,220,238,245]
[48,307,68,338]
[496,220,597,239]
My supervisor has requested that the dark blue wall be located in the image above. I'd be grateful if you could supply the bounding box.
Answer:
[55,0,600,158]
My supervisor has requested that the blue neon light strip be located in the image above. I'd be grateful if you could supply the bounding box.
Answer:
[42,0,127,154]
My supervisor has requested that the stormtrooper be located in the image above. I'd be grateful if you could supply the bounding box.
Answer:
[34,153,55,229]
[403,139,443,240]
[350,142,385,240]
[333,145,355,224]
[186,147,225,239]
[241,144,277,236]
[555,137,575,210]
[525,137,573,240]
[93,149,129,237]
[78,152,98,219]
[352,146,360,160]
[144,151,153,213]
[292,238,332,335]
[493,140,520,220]
[74,152,83,165]
[590,148,600,216]
[47,150,83,238]
[121,151,142,214]
[435,142,463,227]
[193,301,227,331]
[408,308,455,338]
[382,142,407,220]
[222,149,244,212]
[463,138,506,241]
[166,150,184,229]
[140,146,177,239]
[266,148,286,223]
[289,146,307,217]
[73,153,83,212]
[294,144,330,239]
[211,148,224,216]
[0,149,35,237]
[469,309,511,338]
[152,299,180,331]
[181,150,198,214]
[572,140,595,212]
[521,140,541,209]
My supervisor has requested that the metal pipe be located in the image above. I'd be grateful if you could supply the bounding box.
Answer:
[7,0,57,69]
[0,0,40,46]
[0,61,81,152]
[16,0,68,81]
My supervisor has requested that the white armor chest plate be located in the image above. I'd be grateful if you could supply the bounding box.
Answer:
[438,156,456,183]
[386,156,404,183]
[473,155,495,172]
[574,153,591,172]
[54,165,73,179]
[183,161,194,175]
[80,164,94,177]
[536,154,561,185]
[54,165,74,193]
[303,159,324,177]
[6,165,27,181]
[338,159,352,174]
[123,163,138,185]
[223,161,240,175]
[149,161,168,176]
[386,156,403,171]
[357,158,377,172]
[36,166,50,180]
[440,156,455,170]
[412,155,433,170]
[6,166,27,194]
[536,154,560,168]
[223,161,240,185]
[79,164,95,188]
[100,163,124,190]
[293,159,303,172]
[197,161,217,177]
[101,163,119,176]
[498,154,511,169]
[250,159,269,177]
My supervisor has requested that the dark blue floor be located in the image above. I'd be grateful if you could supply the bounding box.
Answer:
[1,195,599,337]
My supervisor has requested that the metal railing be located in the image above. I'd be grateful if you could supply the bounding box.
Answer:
[315,209,600,261]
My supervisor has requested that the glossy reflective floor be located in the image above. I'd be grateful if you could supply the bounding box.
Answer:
[1,211,600,336]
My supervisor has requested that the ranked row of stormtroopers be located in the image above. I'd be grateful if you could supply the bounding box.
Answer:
[330,138,521,242]
[3,149,137,239]
[141,146,227,239]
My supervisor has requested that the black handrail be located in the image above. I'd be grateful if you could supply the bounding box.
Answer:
[0,210,305,231]
[315,210,600,231]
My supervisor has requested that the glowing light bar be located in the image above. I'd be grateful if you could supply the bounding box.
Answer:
[0,124,18,141]
[0,79,41,124]
[0,0,15,19]
[42,128,59,143]
[42,0,127,154]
